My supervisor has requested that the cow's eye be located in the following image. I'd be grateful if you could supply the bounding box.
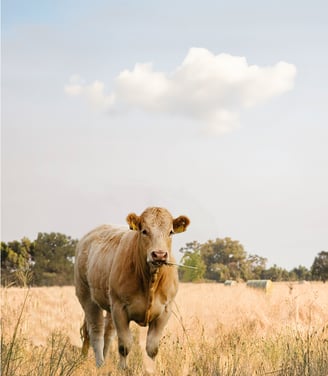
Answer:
[141,229,149,236]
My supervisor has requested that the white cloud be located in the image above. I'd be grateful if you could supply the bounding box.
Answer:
[65,48,297,133]
[64,74,115,111]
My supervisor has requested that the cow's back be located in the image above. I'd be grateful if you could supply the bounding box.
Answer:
[75,224,128,310]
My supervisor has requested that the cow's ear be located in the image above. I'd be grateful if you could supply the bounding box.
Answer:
[126,213,140,231]
[173,216,190,233]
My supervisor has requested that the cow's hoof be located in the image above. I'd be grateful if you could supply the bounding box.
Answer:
[96,358,104,368]
[146,346,158,359]
[119,355,128,370]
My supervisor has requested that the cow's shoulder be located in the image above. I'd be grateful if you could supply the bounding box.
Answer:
[79,224,128,248]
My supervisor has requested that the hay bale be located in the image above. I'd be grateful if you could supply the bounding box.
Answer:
[246,280,273,293]
[224,280,237,286]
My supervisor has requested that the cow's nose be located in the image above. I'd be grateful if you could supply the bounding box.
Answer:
[151,251,168,262]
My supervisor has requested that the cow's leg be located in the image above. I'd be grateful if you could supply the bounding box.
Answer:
[84,300,105,367]
[103,311,115,360]
[80,319,90,356]
[112,302,132,369]
[143,308,171,376]
[146,306,171,360]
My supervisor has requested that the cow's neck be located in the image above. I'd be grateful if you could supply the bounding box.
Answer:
[138,260,174,326]
[132,236,170,325]
[144,266,161,326]
[135,258,165,294]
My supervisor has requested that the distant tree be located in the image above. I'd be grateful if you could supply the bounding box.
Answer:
[261,264,289,281]
[311,251,328,282]
[290,265,311,281]
[32,232,77,286]
[1,238,33,286]
[209,263,230,282]
[246,254,267,280]
[179,241,206,282]
[1,238,31,270]
[200,237,247,282]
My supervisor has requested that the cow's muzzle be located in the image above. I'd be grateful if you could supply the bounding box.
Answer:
[150,250,168,266]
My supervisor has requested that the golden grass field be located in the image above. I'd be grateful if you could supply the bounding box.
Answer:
[1,282,328,375]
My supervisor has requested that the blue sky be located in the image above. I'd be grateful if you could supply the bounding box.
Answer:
[2,0,328,269]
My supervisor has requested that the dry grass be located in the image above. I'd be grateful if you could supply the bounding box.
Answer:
[1,282,328,375]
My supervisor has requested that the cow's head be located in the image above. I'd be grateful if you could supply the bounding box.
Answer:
[126,207,190,266]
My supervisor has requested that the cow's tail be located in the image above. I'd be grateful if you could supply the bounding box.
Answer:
[80,319,90,356]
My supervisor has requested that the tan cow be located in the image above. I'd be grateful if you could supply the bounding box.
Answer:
[74,207,190,371]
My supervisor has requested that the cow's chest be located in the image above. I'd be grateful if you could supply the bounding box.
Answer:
[126,292,167,326]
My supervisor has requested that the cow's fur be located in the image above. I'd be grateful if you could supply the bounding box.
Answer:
[74,207,190,370]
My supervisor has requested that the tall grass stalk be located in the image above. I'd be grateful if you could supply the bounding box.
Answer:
[1,288,84,376]
[1,288,30,376]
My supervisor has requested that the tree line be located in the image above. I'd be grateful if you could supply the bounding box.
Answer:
[1,233,327,286]
[179,238,328,283]
[1,233,77,286]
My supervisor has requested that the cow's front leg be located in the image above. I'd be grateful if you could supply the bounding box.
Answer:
[146,305,171,360]
[111,302,132,369]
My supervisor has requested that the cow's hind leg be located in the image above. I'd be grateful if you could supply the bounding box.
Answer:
[80,319,90,356]
[103,311,115,360]
[84,300,105,367]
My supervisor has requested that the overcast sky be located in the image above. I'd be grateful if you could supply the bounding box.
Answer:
[2,0,327,269]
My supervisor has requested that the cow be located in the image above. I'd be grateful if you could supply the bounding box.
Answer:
[74,207,190,371]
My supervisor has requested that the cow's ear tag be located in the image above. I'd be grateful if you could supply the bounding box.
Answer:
[173,215,190,233]
[173,225,184,233]
[130,223,138,231]
[126,213,140,231]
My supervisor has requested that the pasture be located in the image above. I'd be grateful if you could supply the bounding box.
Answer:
[1,282,328,375]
